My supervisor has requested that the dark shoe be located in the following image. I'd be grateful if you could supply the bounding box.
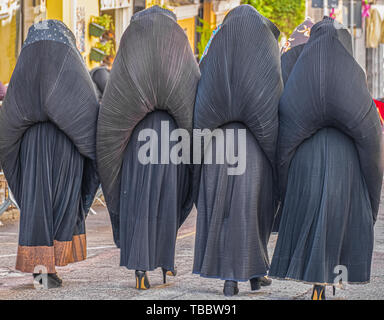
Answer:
[223,280,239,297]
[135,270,150,290]
[249,278,261,291]
[311,285,326,300]
[258,276,272,286]
[48,273,63,285]
[161,267,177,284]
[33,273,62,289]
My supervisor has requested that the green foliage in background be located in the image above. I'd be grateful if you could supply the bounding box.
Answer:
[95,40,116,56]
[241,0,306,37]
[91,14,115,31]
[196,18,214,60]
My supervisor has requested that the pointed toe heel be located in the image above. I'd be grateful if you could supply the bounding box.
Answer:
[223,280,239,297]
[161,267,177,284]
[135,270,150,290]
[259,276,272,286]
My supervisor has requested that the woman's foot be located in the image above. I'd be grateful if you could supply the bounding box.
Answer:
[311,285,326,300]
[223,280,239,297]
[135,270,150,290]
[161,267,177,284]
[258,276,272,286]
[32,273,62,289]
[250,276,272,291]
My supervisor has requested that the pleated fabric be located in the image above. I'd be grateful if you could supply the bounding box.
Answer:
[193,5,282,281]
[97,5,199,274]
[272,18,314,231]
[269,17,384,284]
[98,6,200,247]
[119,111,192,271]
[0,20,99,273]
[193,123,275,281]
[271,128,374,284]
[277,17,383,220]
[90,66,110,102]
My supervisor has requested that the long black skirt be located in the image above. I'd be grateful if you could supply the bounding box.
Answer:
[270,127,374,284]
[16,122,86,274]
[193,123,275,281]
[119,111,192,272]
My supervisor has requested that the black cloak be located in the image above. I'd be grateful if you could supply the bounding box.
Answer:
[90,66,110,102]
[270,17,384,284]
[192,5,282,281]
[272,18,314,232]
[0,20,99,273]
[97,6,200,271]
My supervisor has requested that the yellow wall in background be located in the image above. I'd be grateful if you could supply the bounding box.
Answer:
[76,0,99,69]
[177,17,195,53]
[203,1,216,30]
[46,0,99,69]
[46,0,63,21]
[0,12,18,83]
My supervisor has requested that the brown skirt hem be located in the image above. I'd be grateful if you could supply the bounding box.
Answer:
[16,234,87,273]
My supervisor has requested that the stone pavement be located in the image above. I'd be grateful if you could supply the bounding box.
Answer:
[1,194,384,300]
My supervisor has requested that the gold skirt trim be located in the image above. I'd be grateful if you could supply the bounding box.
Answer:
[16,234,87,273]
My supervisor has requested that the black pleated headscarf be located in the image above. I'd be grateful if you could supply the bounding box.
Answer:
[0,20,99,212]
[270,17,383,284]
[272,18,314,232]
[278,17,383,222]
[192,5,282,281]
[97,6,200,246]
[90,66,110,102]
[195,4,282,166]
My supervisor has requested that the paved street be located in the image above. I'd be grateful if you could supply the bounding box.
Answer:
[1,192,384,300]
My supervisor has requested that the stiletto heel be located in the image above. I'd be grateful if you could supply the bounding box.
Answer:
[161,267,177,284]
[223,280,239,297]
[311,285,326,300]
[135,270,150,290]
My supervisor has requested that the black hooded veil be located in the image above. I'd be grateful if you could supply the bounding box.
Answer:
[0,20,99,273]
[97,6,200,271]
[272,18,314,232]
[90,66,110,102]
[192,5,282,281]
[269,17,384,284]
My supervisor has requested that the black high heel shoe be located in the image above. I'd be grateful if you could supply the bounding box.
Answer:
[250,278,261,291]
[32,273,62,289]
[135,270,150,290]
[161,267,177,284]
[311,285,326,300]
[223,280,239,297]
[250,276,272,291]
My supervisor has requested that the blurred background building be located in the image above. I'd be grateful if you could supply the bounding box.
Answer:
[0,0,240,85]
[306,0,384,99]
[3,0,384,100]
